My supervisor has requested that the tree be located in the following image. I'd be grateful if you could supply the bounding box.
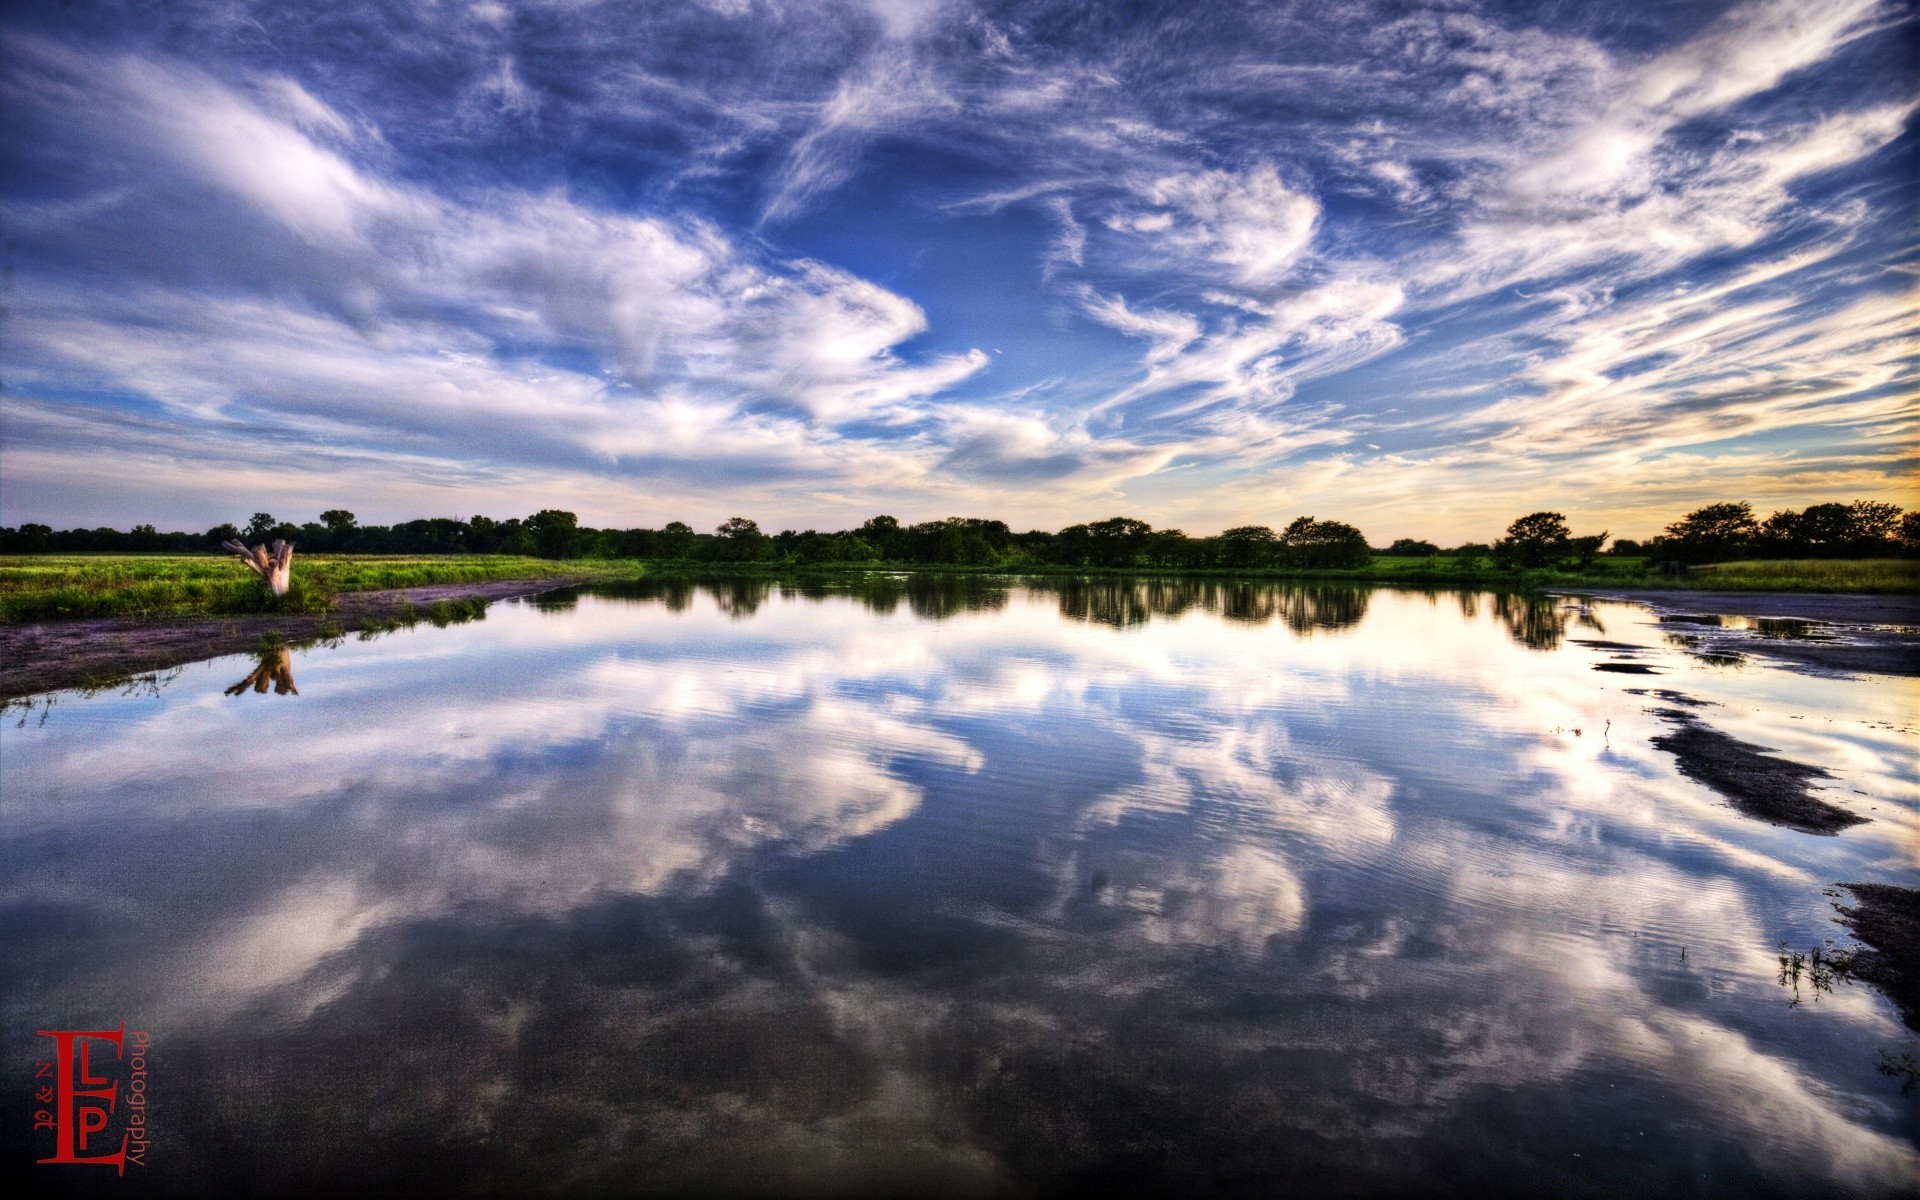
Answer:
[245,512,278,543]
[713,516,771,561]
[1278,517,1372,569]
[1384,538,1439,557]
[527,509,580,559]
[1568,531,1609,568]
[1660,502,1757,563]
[1849,500,1902,545]
[1899,511,1920,554]
[320,509,358,535]
[1218,525,1277,568]
[658,521,697,558]
[1493,511,1571,568]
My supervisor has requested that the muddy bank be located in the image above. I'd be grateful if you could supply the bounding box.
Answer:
[1834,883,1920,1032]
[1647,707,1866,834]
[1571,590,1920,677]
[0,576,599,701]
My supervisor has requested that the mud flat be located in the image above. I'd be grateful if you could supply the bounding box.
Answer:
[1835,884,1920,1032]
[0,576,598,701]
[1571,590,1920,677]
[1647,707,1867,834]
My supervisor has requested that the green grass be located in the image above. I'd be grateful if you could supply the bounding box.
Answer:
[0,555,639,622]
[1681,558,1919,593]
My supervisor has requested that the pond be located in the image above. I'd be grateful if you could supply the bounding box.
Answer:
[3,578,1915,1195]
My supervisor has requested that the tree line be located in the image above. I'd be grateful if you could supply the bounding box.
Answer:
[1639,501,1916,563]
[0,499,1911,566]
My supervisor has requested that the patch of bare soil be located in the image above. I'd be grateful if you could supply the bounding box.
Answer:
[1834,883,1920,1032]
[0,576,598,702]
[1648,709,1866,834]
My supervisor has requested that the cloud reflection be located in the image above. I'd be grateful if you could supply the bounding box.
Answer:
[0,584,1914,1192]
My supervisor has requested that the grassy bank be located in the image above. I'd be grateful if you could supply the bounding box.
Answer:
[0,555,642,622]
[2,552,1910,623]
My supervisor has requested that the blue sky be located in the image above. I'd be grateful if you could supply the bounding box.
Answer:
[0,0,1913,541]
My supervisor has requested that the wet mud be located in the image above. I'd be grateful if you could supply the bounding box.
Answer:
[1833,884,1920,1032]
[1571,591,1920,677]
[1648,708,1866,834]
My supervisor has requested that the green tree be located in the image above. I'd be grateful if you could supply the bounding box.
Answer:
[1278,517,1371,569]
[1384,538,1439,557]
[1218,525,1277,567]
[1660,502,1758,563]
[319,509,358,536]
[527,509,580,559]
[714,516,771,561]
[1493,511,1571,568]
[245,512,278,543]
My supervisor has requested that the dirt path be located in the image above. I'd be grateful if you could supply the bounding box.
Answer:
[0,576,597,701]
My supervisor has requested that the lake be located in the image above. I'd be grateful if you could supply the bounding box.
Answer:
[3,578,1915,1196]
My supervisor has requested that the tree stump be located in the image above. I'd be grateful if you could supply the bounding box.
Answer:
[223,539,294,596]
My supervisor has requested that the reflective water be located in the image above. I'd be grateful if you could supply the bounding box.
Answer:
[3,579,1916,1196]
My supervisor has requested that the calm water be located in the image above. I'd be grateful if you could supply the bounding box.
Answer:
[3,579,1916,1197]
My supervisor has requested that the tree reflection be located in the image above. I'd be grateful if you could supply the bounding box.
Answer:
[904,575,1010,620]
[1493,593,1566,650]
[225,647,297,696]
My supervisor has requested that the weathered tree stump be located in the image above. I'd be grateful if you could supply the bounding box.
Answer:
[223,538,294,596]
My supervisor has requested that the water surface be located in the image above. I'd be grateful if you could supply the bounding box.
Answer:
[3,579,1915,1196]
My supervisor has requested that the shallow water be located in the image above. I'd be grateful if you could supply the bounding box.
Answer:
[3,579,1916,1196]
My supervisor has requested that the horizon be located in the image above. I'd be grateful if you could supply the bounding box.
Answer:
[1,0,1915,542]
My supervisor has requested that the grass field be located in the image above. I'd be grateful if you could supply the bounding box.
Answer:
[1679,558,1920,592]
[0,555,639,622]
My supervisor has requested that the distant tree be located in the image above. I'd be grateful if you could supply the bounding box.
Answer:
[1144,528,1195,567]
[658,521,697,558]
[1218,525,1277,568]
[245,512,278,543]
[1384,538,1439,557]
[1660,502,1758,563]
[205,523,241,550]
[1900,511,1920,555]
[527,509,580,559]
[1849,500,1902,545]
[1568,531,1609,568]
[713,516,771,562]
[320,509,358,536]
[1493,511,1571,568]
[468,514,501,552]
[1609,538,1643,556]
[129,523,162,551]
[1756,508,1804,555]
[1278,517,1371,569]
[1792,503,1857,555]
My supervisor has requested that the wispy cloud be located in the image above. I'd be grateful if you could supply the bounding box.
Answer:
[0,0,1912,537]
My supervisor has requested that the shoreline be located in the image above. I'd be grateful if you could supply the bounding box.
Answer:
[0,575,599,702]
[1560,588,1919,678]
[4,576,1915,703]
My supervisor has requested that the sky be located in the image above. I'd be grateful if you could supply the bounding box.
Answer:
[0,0,1914,542]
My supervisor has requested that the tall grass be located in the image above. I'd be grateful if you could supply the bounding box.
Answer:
[0,555,634,622]
[1685,559,1919,592]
